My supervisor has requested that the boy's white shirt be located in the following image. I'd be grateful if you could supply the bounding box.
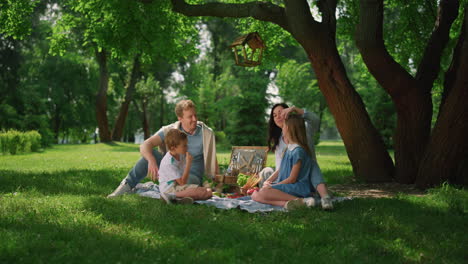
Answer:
[158,152,186,194]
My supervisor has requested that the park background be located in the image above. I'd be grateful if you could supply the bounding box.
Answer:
[1,1,467,263]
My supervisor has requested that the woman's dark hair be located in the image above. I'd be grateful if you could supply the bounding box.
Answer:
[267,103,289,152]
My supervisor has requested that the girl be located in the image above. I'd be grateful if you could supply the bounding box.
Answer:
[260,104,333,210]
[252,114,332,210]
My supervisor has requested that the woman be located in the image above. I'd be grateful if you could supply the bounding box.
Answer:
[258,103,333,210]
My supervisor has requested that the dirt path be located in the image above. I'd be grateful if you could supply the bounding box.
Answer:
[329,182,426,198]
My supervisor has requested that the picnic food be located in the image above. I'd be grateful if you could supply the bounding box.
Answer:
[246,187,259,195]
[237,173,249,186]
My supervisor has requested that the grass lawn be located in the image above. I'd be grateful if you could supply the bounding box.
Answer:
[1,141,466,263]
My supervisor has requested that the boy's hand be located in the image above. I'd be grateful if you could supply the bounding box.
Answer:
[186,152,193,164]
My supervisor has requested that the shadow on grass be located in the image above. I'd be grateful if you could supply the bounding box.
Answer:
[2,194,466,263]
[105,142,140,152]
[0,169,126,196]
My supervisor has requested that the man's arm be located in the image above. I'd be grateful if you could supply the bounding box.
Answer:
[140,134,163,181]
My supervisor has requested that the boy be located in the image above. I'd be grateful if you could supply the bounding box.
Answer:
[158,129,212,204]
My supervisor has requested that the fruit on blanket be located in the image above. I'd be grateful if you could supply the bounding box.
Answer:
[213,192,222,197]
[246,187,259,195]
[226,193,243,199]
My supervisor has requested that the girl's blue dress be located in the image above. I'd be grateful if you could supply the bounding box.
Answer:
[272,144,313,197]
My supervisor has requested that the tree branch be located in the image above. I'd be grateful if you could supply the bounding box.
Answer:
[440,6,467,115]
[355,0,416,97]
[317,0,337,36]
[416,0,459,90]
[171,0,290,32]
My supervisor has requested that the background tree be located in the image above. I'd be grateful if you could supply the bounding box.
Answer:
[170,0,394,183]
[169,0,468,187]
[50,0,198,142]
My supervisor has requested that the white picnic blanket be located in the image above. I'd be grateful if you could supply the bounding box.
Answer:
[134,182,351,213]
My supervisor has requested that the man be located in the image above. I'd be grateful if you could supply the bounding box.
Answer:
[108,99,218,198]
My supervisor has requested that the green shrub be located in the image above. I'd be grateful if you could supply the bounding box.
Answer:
[19,132,32,153]
[27,131,42,152]
[0,132,7,154]
[7,130,21,155]
[429,182,467,215]
[0,130,44,155]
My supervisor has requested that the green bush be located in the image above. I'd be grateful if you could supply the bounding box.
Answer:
[0,130,43,155]
[8,130,21,155]
[0,132,7,154]
[429,183,467,215]
[27,131,42,152]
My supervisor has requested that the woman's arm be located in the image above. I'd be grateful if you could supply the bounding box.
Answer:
[277,160,301,185]
[264,169,279,187]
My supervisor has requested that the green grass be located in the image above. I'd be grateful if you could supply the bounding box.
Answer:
[1,141,467,263]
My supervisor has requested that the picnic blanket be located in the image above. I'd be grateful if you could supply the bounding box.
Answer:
[134,182,351,213]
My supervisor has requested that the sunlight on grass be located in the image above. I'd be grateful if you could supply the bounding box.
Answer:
[1,141,466,263]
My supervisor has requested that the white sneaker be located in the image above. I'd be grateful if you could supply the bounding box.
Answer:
[107,182,132,198]
[284,199,305,211]
[321,197,334,210]
[160,192,176,204]
[304,197,316,207]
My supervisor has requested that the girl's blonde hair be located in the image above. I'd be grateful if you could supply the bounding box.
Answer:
[284,114,311,157]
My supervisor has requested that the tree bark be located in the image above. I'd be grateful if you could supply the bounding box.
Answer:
[356,0,458,183]
[95,49,112,142]
[172,0,394,181]
[112,54,142,141]
[142,98,151,139]
[417,8,468,188]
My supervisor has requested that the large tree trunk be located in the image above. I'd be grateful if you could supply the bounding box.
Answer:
[306,37,394,182]
[112,54,142,141]
[417,8,468,188]
[356,0,458,183]
[95,49,111,142]
[287,1,394,182]
[171,0,394,181]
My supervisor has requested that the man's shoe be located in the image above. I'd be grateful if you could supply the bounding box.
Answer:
[107,182,132,198]
[284,199,305,211]
[160,192,176,204]
[321,197,334,210]
[175,197,194,205]
[303,197,316,207]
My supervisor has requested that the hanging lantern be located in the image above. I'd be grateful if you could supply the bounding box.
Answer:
[229,32,266,67]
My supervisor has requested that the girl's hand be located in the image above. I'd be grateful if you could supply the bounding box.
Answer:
[263,180,272,188]
[186,152,193,164]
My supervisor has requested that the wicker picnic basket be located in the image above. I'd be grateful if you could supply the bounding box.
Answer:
[242,173,261,189]
[215,146,268,185]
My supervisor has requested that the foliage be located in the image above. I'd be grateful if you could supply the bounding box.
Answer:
[0,0,38,39]
[0,130,41,155]
[225,69,270,146]
[428,183,467,215]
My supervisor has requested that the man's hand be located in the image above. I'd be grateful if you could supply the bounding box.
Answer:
[148,160,159,182]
